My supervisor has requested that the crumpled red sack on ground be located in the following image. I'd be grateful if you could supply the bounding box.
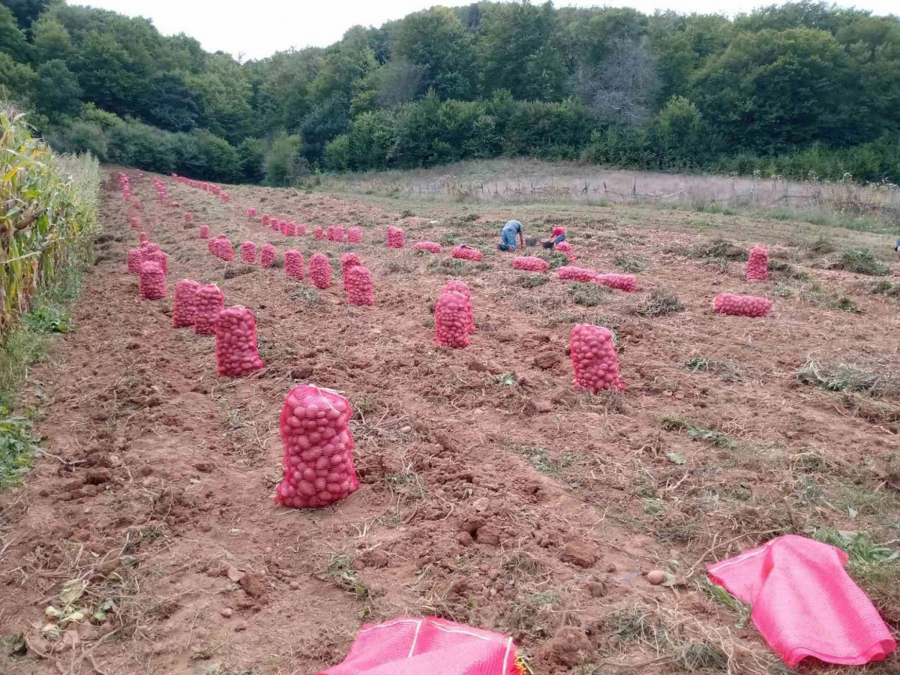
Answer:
[275,385,359,508]
[319,616,522,675]
[708,535,896,667]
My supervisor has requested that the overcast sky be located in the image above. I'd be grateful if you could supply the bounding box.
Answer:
[78,0,897,60]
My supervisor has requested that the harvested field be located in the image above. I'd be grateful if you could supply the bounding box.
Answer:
[1,169,899,674]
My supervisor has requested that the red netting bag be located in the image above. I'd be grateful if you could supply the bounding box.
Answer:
[199,224,209,239]
[746,246,769,281]
[452,246,483,261]
[262,214,270,227]
[296,223,307,236]
[207,237,217,254]
[595,273,636,292]
[435,291,471,348]
[319,617,523,675]
[570,324,625,392]
[714,293,773,318]
[558,266,597,282]
[315,227,325,241]
[127,249,142,274]
[247,208,257,218]
[139,232,148,243]
[414,241,442,254]
[132,198,141,210]
[555,241,575,262]
[512,256,549,272]
[346,266,374,306]
[261,243,277,267]
[215,306,265,377]
[172,279,200,328]
[274,385,360,509]
[144,243,160,255]
[130,216,139,229]
[143,250,162,270]
[442,281,474,334]
[348,227,362,243]
[217,238,235,262]
[241,241,257,263]
[285,222,297,237]
[139,262,166,300]
[157,251,169,275]
[170,201,180,208]
[332,226,345,242]
[194,284,224,335]
[387,226,405,248]
[285,250,305,280]
[341,253,362,291]
[279,221,288,235]
[184,212,193,223]
[310,253,332,289]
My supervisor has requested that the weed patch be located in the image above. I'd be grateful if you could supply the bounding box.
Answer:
[831,248,890,276]
[633,289,684,317]
[568,283,608,307]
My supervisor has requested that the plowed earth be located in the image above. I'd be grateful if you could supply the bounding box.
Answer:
[1,170,898,674]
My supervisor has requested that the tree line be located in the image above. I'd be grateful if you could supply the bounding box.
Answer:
[1,0,898,184]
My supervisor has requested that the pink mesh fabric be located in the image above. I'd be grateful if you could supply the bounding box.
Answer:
[346,266,374,306]
[216,237,235,262]
[139,262,166,300]
[319,617,521,675]
[435,291,471,348]
[241,241,257,264]
[594,274,636,292]
[194,285,224,335]
[275,385,360,508]
[558,266,597,282]
[262,214,271,227]
[414,242,442,254]
[285,250,305,280]
[310,253,332,289]
[348,227,362,243]
[512,256,549,272]
[341,253,362,292]
[261,244,276,268]
[172,279,201,328]
[452,246,483,262]
[315,227,325,241]
[139,232,148,243]
[199,224,209,239]
[442,281,474,334]
[130,216,139,229]
[247,208,257,218]
[708,535,896,667]
[215,307,265,377]
[570,324,625,392]
[387,226,405,249]
[746,246,769,281]
[184,212,193,223]
[127,249,142,274]
[555,242,575,263]
[714,293,773,318]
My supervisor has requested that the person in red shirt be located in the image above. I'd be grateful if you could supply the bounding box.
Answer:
[544,226,567,249]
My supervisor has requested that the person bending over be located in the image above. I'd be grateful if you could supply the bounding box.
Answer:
[498,220,524,252]
[544,226,566,249]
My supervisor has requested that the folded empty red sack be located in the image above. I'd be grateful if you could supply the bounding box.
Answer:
[452,246,483,262]
[310,253,332,289]
[595,273,636,292]
[714,293,772,318]
[558,266,597,282]
[414,241,442,254]
[319,616,522,675]
[513,256,549,272]
[708,535,896,667]
[746,245,769,281]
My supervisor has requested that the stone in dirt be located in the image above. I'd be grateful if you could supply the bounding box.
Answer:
[560,540,598,568]
[533,352,560,370]
[239,572,267,599]
[474,524,501,546]
[225,565,244,583]
[541,627,593,667]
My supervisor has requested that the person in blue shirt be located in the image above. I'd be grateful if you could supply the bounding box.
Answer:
[895,237,900,252]
[498,220,524,251]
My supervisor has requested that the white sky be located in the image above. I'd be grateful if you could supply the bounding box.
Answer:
[77,0,897,61]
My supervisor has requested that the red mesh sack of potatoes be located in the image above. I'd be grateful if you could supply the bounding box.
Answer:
[271,219,281,232]
[513,256,549,272]
[200,224,209,239]
[285,250,305,280]
[555,242,575,262]
[157,251,169,275]
[746,246,769,281]
[414,242,442,254]
[218,238,235,262]
[435,291,472,348]
[274,385,360,509]
[595,273,636,292]
[215,306,265,377]
[280,221,289,235]
[130,216,139,229]
[570,324,625,392]
[714,293,773,318]
[127,249,142,274]
[241,241,257,264]
[207,237,217,254]
[184,212,193,223]
[310,253,332,289]
[262,214,270,227]
[247,208,257,218]
[341,253,362,291]
[143,250,163,270]
[315,226,324,241]
[139,232,148,243]
[332,227,345,242]
[387,226,405,248]
[139,262,166,300]
[194,284,224,335]
[261,243,277,267]
[346,266,374,306]
[348,227,362,243]
[442,281,475,334]
[296,223,307,236]
[172,279,201,328]
[452,246,483,262]
[144,243,160,255]
[558,266,597,283]
[285,222,297,237]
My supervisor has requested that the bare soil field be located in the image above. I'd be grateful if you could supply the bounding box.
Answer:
[1,169,899,675]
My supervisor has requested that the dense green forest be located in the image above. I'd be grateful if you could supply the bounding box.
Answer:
[1,0,899,184]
